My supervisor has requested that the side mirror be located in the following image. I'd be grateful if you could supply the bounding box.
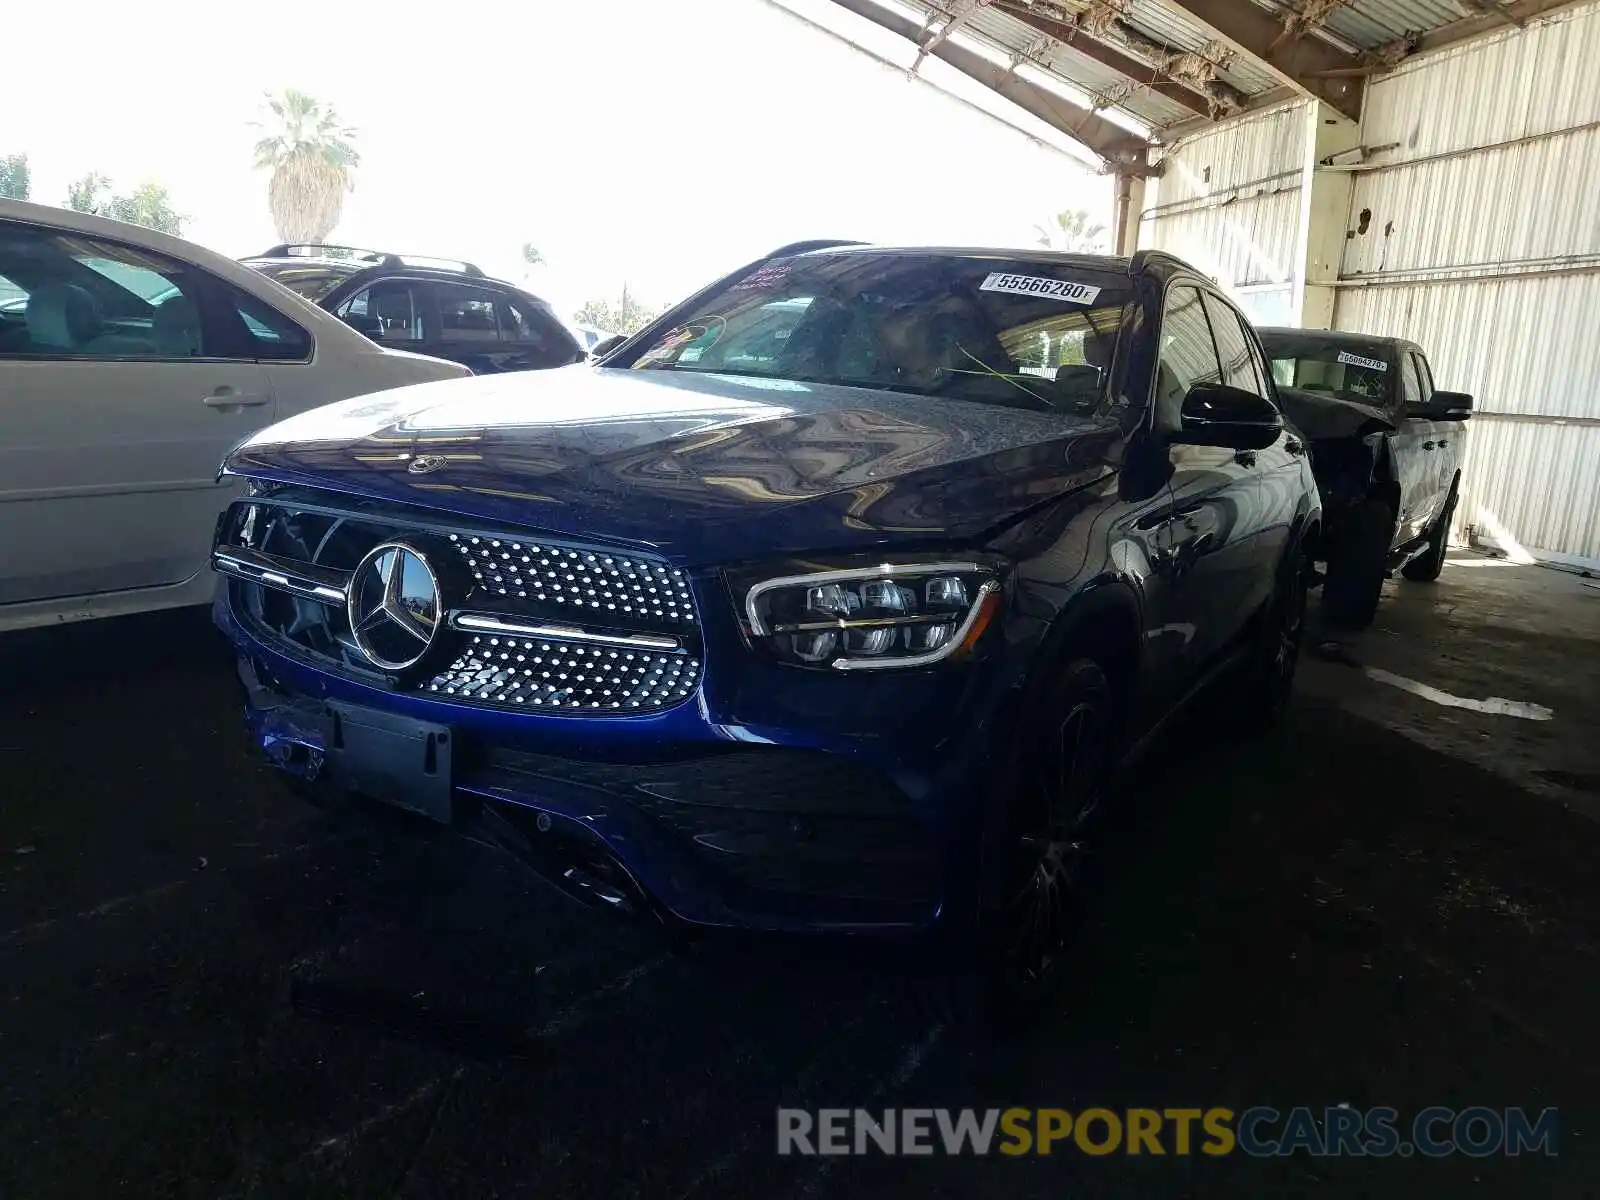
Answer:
[1425,389,1473,420]
[590,333,628,359]
[1175,384,1284,451]
[341,313,384,339]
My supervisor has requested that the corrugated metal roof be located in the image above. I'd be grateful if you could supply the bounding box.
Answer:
[1117,3,1285,95]
[861,0,1294,138]
[1324,0,1477,49]
[1248,0,1514,52]
[964,5,1197,126]
[825,0,1574,147]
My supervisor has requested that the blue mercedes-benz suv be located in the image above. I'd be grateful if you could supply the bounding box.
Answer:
[212,243,1319,1004]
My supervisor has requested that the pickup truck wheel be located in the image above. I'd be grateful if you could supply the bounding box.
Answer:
[1322,498,1393,629]
[1402,483,1458,582]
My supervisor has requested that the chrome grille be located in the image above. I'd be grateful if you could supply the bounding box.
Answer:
[447,534,695,624]
[424,634,699,712]
[213,491,703,717]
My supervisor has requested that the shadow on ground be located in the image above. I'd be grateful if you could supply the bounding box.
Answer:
[0,596,1595,1198]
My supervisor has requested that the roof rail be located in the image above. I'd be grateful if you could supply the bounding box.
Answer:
[256,244,484,277]
[259,243,389,262]
[388,254,485,278]
[765,239,868,258]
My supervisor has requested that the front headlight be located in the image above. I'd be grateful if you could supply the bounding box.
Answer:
[741,561,1002,671]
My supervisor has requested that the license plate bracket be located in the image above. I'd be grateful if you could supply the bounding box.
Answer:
[323,703,454,823]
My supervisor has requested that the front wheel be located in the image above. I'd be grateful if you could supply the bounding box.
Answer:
[1322,498,1393,629]
[1236,539,1310,727]
[980,657,1117,1025]
[1402,482,1457,582]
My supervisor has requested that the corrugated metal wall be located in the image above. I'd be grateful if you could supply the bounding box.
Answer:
[1139,101,1313,325]
[1334,2,1600,566]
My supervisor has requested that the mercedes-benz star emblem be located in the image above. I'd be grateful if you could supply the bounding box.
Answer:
[408,455,450,475]
[348,542,442,671]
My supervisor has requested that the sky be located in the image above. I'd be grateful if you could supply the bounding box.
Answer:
[3,0,1110,321]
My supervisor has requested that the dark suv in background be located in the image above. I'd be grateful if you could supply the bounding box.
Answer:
[242,244,583,375]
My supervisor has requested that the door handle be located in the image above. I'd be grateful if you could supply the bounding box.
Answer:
[203,387,270,410]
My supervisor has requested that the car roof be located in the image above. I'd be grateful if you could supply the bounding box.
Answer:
[0,198,374,338]
[241,253,550,302]
[787,243,1137,273]
[772,243,1231,291]
[1258,326,1422,355]
[241,255,367,271]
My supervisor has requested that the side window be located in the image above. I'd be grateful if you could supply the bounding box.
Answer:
[437,284,502,343]
[339,279,425,343]
[1154,286,1223,425]
[1410,353,1434,404]
[223,286,312,362]
[1399,353,1424,411]
[1202,293,1269,400]
[0,221,213,361]
[497,295,581,366]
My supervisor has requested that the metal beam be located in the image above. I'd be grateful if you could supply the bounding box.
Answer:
[1157,0,1365,120]
[990,2,1215,119]
[1153,86,1301,143]
[1416,0,1587,52]
[827,0,1150,164]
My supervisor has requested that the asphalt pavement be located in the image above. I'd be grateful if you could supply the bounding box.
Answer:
[2,557,1597,1198]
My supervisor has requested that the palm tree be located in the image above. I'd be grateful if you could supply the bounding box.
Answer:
[1035,208,1109,254]
[253,90,360,244]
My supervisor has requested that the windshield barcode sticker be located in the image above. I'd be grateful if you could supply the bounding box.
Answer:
[979,273,1101,305]
[1337,350,1388,372]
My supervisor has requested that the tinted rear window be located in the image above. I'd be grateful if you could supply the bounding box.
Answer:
[1261,335,1394,405]
[250,262,360,303]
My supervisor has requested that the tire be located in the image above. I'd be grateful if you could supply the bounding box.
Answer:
[1321,498,1393,629]
[1402,481,1458,583]
[1235,537,1310,728]
[976,657,1119,1028]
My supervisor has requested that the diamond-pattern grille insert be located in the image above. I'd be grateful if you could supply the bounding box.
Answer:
[448,534,695,624]
[423,634,700,712]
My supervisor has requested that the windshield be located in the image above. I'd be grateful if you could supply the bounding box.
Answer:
[249,262,360,302]
[619,252,1132,412]
[1264,340,1394,405]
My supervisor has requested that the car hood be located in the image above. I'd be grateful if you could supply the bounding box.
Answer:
[226,364,1118,565]
[1277,387,1394,441]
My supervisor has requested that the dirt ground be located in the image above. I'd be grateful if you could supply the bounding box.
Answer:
[2,552,1597,1198]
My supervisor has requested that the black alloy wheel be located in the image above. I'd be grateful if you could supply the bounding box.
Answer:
[1258,545,1310,722]
[987,658,1114,1019]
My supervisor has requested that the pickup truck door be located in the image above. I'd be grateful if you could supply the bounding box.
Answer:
[1390,353,1439,544]
[1411,351,1463,501]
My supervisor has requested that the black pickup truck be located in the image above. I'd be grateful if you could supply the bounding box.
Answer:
[1257,329,1472,628]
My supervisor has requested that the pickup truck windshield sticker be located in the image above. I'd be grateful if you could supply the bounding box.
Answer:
[979,273,1101,305]
[1337,350,1388,373]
